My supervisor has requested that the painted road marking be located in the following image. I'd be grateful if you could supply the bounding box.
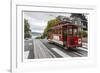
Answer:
[77,47,88,51]
[51,48,70,57]
[24,51,29,59]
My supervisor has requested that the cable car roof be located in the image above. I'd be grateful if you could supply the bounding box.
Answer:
[49,21,81,30]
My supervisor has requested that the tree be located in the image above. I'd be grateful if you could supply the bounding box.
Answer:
[24,19,32,38]
[70,13,88,30]
[42,18,60,38]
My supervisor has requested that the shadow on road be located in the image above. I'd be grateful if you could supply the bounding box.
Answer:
[24,46,30,51]
[28,48,34,59]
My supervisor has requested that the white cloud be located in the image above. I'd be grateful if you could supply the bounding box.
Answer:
[24,11,71,33]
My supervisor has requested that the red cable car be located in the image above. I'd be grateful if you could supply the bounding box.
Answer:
[47,21,82,49]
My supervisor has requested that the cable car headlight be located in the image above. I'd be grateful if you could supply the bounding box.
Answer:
[78,39,81,44]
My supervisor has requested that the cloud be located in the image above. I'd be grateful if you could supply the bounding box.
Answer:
[24,11,71,33]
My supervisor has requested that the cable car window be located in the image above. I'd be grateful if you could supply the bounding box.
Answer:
[67,28,72,36]
[73,28,78,36]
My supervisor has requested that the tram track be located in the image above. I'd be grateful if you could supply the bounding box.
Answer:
[68,48,87,57]
[41,39,88,57]
[24,39,88,59]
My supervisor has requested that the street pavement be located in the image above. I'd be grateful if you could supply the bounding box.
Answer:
[24,39,88,59]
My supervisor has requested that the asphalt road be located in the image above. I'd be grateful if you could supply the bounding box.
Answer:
[24,39,88,59]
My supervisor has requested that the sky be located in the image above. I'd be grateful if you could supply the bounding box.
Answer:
[24,11,71,33]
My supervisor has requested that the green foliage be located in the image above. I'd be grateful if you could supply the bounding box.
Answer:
[35,36,41,39]
[70,13,87,20]
[35,36,44,39]
[82,31,87,37]
[42,19,60,38]
[24,19,32,38]
[70,13,88,30]
[78,31,87,37]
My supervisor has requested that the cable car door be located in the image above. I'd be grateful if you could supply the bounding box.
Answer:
[63,28,67,47]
